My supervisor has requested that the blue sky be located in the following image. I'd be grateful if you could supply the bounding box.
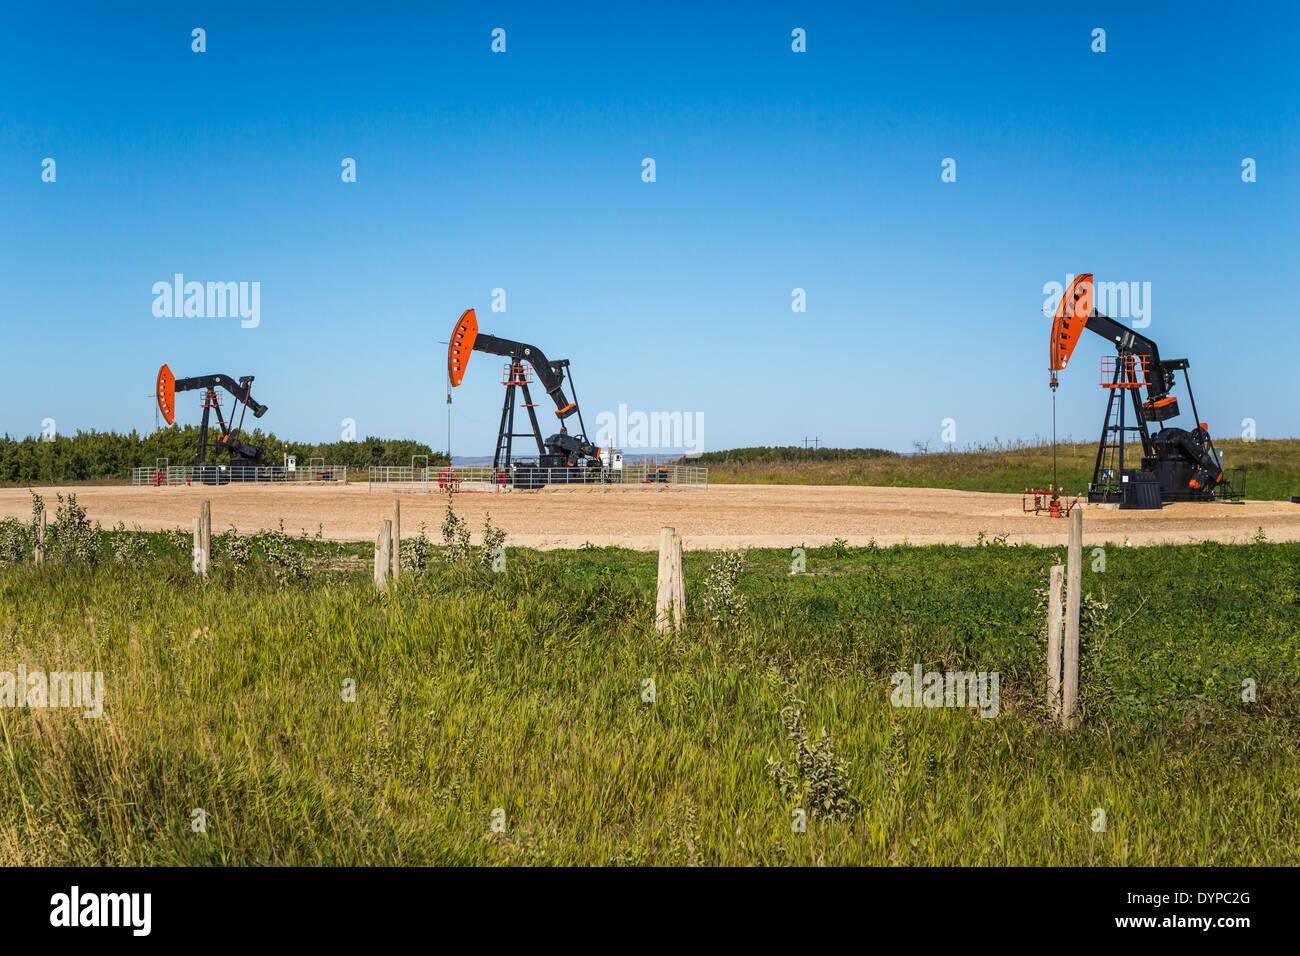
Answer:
[2,1,1295,455]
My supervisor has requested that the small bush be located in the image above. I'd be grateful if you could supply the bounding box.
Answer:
[480,514,506,571]
[767,685,859,822]
[216,526,252,566]
[257,522,312,586]
[0,517,32,565]
[49,494,101,564]
[0,492,45,565]
[702,550,747,625]
[111,523,150,566]
[400,522,435,573]
[440,489,472,564]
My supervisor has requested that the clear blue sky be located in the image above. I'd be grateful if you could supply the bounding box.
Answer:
[2,1,1295,455]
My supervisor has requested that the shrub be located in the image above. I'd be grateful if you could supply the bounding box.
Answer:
[0,517,32,565]
[256,522,311,586]
[49,494,101,564]
[216,526,251,566]
[440,489,472,564]
[702,550,747,625]
[0,492,48,565]
[163,527,192,552]
[479,514,506,571]
[400,523,435,573]
[111,522,150,566]
[767,685,859,822]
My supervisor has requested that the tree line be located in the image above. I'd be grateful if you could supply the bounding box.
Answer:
[0,429,448,483]
[687,445,897,465]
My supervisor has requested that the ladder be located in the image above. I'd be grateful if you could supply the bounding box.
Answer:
[1088,354,1148,504]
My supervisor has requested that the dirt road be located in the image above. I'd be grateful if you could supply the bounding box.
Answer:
[3,483,1297,550]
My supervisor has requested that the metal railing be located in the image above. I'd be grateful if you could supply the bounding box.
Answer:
[131,464,347,486]
[614,463,709,487]
[366,463,708,492]
[367,466,504,494]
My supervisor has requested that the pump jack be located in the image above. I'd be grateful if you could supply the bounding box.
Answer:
[156,364,272,481]
[447,309,607,488]
[1049,274,1242,509]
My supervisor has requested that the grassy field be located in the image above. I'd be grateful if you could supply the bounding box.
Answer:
[690,438,1300,501]
[1,517,1296,865]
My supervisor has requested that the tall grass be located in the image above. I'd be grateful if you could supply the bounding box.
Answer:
[0,536,1295,865]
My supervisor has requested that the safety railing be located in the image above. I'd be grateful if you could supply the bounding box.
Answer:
[131,464,347,486]
[367,466,504,493]
[613,463,710,487]
[366,463,708,492]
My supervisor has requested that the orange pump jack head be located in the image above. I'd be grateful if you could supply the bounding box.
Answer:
[156,364,177,425]
[448,309,479,388]
[1050,273,1093,386]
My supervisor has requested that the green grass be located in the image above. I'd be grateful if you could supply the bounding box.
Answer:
[1,530,1296,866]
[689,438,1300,501]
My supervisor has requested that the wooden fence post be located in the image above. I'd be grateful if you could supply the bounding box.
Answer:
[200,500,211,576]
[34,508,46,563]
[1062,508,1082,729]
[671,532,685,626]
[392,499,401,580]
[375,519,392,594]
[1046,564,1064,716]
[193,517,202,575]
[656,527,684,632]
